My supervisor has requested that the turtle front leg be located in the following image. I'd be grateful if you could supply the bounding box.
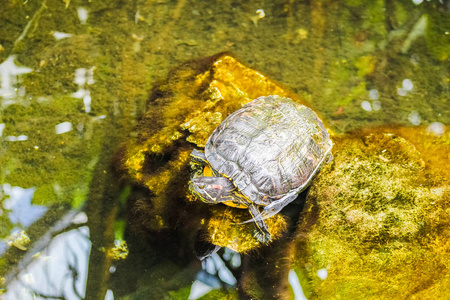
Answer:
[190,174,272,243]
[259,193,299,220]
[248,204,271,244]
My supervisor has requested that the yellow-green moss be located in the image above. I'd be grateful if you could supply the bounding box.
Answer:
[181,111,223,147]
[207,206,287,253]
[106,241,129,261]
[294,127,450,299]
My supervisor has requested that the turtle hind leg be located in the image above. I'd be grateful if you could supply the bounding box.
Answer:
[248,204,271,244]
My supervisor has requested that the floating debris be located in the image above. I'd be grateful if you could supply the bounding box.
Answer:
[250,9,266,26]
[106,240,129,260]
[8,230,30,251]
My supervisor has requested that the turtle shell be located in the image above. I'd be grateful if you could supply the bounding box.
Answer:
[205,95,332,206]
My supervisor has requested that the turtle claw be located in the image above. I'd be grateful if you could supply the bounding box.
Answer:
[254,229,271,244]
[247,204,272,244]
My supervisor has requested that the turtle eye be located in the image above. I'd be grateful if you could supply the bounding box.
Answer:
[197,183,205,189]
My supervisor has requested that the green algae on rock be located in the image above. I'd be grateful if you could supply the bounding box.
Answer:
[294,126,450,299]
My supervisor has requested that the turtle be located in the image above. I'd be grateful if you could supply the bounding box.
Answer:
[189,95,333,243]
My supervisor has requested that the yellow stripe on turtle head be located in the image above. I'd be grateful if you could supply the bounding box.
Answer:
[203,165,213,177]
[222,200,247,209]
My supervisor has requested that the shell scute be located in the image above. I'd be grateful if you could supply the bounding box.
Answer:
[217,160,241,179]
[205,95,332,206]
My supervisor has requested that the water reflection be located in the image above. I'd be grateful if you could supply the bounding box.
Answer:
[72,67,95,113]
[189,252,237,299]
[2,185,46,229]
[288,270,307,300]
[408,110,422,125]
[427,122,445,136]
[55,122,73,135]
[76,7,89,25]
[52,31,73,40]
[3,212,89,300]
[0,56,32,101]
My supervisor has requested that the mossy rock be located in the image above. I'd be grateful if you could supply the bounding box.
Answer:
[294,127,450,299]
[119,53,299,250]
[206,206,287,253]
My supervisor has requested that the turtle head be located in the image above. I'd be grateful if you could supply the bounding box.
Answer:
[189,176,235,204]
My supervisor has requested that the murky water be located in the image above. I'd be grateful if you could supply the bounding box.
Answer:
[0,0,449,299]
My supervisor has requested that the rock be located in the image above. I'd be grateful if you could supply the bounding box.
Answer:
[117,53,300,251]
[294,126,450,299]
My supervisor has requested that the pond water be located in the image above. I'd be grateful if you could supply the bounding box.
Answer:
[0,0,449,299]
